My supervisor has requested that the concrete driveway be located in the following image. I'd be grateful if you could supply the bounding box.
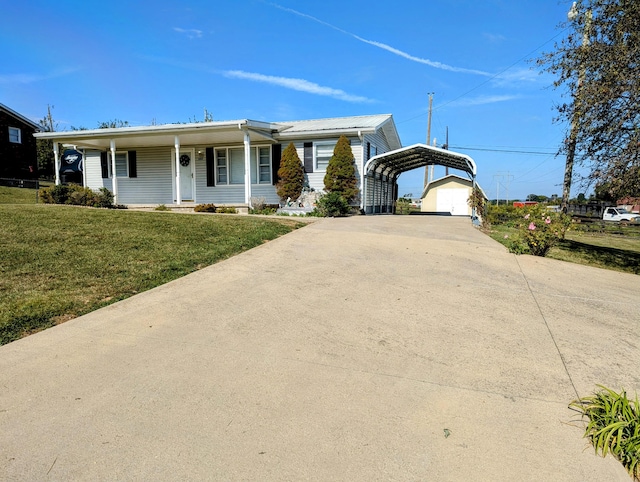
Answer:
[1,216,638,481]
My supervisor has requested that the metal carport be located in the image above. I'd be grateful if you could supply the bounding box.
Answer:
[362,143,477,216]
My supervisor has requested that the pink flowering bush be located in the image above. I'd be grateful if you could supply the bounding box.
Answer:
[505,205,571,256]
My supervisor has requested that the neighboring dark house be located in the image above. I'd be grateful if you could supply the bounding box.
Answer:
[0,103,41,179]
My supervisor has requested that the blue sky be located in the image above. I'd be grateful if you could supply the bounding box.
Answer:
[1,0,579,200]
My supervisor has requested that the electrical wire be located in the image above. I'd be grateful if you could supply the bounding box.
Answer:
[397,26,572,125]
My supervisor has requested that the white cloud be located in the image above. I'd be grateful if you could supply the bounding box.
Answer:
[448,94,520,107]
[0,67,81,84]
[268,2,491,76]
[491,67,539,86]
[483,33,507,43]
[173,27,203,39]
[223,70,374,103]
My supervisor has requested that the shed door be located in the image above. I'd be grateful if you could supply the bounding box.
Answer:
[437,188,469,215]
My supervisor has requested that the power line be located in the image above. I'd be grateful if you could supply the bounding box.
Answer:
[448,145,556,155]
[397,26,571,125]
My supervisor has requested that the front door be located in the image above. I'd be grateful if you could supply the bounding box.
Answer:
[176,149,194,201]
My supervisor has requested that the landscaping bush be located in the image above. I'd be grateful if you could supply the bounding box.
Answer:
[570,386,640,480]
[194,203,217,213]
[485,204,522,227]
[217,206,237,214]
[503,204,571,256]
[94,187,114,208]
[315,192,351,217]
[39,184,115,208]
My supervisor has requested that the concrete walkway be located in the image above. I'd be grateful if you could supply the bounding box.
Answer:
[1,216,638,481]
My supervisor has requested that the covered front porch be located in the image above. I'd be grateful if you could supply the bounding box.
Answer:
[37,120,281,207]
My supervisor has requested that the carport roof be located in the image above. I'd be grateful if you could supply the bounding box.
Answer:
[364,143,476,178]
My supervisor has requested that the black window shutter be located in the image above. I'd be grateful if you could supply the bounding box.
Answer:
[366,142,371,160]
[206,147,215,186]
[100,151,109,178]
[128,151,137,178]
[271,144,281,185]
[303,142,313,173]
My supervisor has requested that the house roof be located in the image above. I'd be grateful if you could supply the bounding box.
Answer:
[274,114,401,149]
[33,114,401,151]
[0,103,41,131]
[364,143,477,179]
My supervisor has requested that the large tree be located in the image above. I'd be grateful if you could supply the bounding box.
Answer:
[537,0,640,204]
[323,135,359,203]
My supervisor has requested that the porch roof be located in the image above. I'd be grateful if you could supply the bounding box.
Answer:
[33,119,277,149]
[33,114,401,150]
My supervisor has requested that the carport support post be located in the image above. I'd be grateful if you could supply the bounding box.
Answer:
[110,139,118,205]
[53,142,60,185]
[175,136,181,205]
[472,176,478,224]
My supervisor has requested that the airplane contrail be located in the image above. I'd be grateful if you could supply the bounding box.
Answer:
[268,2,493,77]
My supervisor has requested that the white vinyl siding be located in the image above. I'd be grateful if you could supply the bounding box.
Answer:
[119,148,173,204]
[8,127,21,143]
[85,150,112,191]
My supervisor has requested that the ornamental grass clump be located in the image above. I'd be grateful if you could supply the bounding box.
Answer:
[504,205,570,256]
[570,386,640,480]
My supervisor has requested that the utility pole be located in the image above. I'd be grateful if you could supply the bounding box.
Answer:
[504,171,514,204]
[444,126,449,176]
[423,93,433,188]
[493,173,504,206]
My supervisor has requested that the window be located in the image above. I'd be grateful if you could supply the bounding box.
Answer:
[216,146,271,185]
[216,149,227,184]
[107,151,129,177]
[314,142,335,171]
[250,147,271,184]
[229,148,244,184]
[8,127,21,144]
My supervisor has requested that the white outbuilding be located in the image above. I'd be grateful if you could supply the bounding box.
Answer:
[420,174,487,216]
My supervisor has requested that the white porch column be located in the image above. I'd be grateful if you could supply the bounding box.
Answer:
[53,142,60,185]
[175,135,181,205]
[110,139,118,205]
[81,148,87,187]
[243,130,252,206]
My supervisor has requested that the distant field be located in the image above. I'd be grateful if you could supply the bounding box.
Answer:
[0,204,306,344]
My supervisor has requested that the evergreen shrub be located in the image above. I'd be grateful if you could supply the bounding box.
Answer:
[324,135,359,203]
[276,142,305,203]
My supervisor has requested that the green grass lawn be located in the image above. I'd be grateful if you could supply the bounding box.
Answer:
[487,224,640,274]
[0,185,41,204]
[0,204,306,345]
